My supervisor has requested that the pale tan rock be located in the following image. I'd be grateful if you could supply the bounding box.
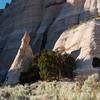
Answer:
[4,33,33,85]
[53,18,100,74]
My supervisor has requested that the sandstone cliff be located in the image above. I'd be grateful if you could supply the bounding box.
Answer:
[0,0,100,81]
[53,18,100,74]
[4,33,33,85]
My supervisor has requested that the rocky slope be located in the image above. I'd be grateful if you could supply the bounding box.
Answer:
[0,0,100,81]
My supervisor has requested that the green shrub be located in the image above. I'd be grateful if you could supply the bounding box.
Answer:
[38,50,61,81]
[20,50,76,83]
[61,53,76,78]
[38,50,76,81]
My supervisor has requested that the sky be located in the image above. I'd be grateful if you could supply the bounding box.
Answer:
[0,0,11,9]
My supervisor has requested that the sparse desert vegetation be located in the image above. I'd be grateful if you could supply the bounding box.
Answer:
[2,50,100,100]
[0,74,100,100]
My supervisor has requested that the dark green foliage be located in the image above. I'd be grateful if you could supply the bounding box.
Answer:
[38,50,60,81]
[61,53,76,78]
[38,50,76,81]
[20,50,76,84]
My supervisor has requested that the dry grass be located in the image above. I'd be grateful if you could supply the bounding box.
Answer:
[0,74,100,100]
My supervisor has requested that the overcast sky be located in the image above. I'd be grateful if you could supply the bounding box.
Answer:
[0,0,11,9]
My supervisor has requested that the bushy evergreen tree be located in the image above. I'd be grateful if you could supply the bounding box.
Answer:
[20,50,76,83]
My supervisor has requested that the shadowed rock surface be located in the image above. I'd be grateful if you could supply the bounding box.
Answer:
[0,0,100,82]
[4,33,33,85]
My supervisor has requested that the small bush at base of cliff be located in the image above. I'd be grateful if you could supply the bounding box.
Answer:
[61,53,76,78]
[37,50,76,81]
[20,50,76,83]
[38,50,76,81]
[38,50,61,81]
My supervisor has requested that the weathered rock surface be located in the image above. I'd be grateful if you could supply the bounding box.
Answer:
[53,18,100,74]
[0,0,100,81]
[4,33,33,85]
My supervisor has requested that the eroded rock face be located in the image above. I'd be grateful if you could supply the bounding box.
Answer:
[4,33,33,85]
[0,0,100,80]
[53,18,100,74]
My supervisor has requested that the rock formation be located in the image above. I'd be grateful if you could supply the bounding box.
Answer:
[53,18,100,74]
[4,33,33,85]
[0,0,100,81]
